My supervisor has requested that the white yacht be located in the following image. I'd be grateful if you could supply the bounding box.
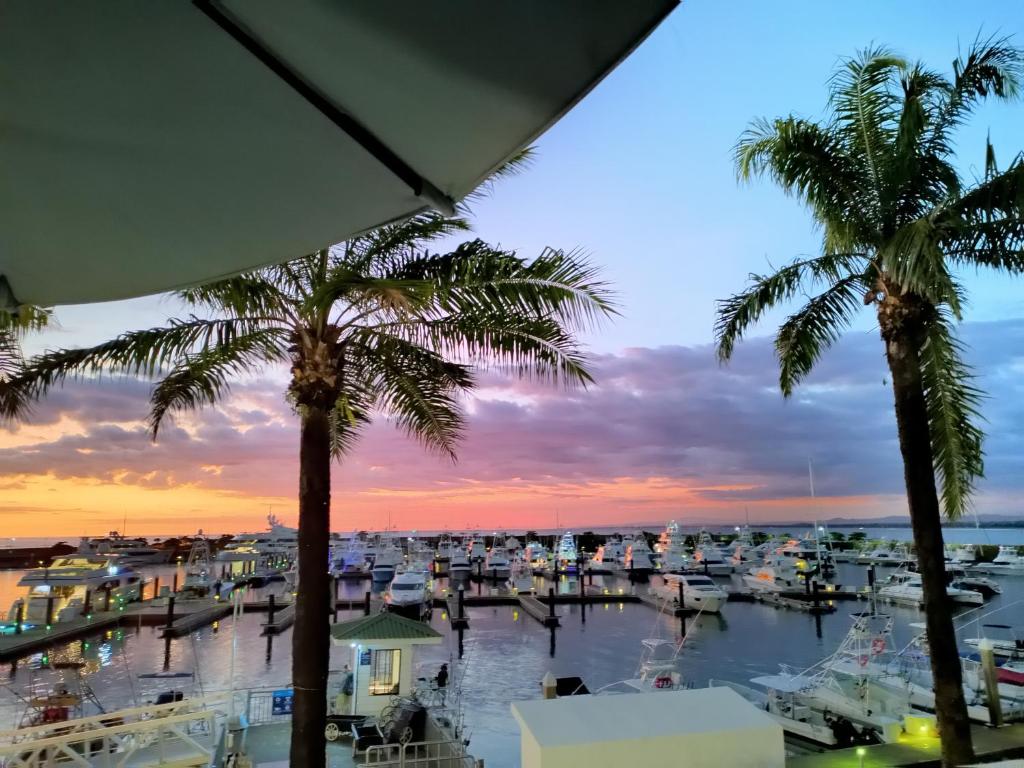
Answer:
[973,546,1024,575]
[507,559,535,593]
[877,570,983,607]
[655,522,689,572]
[945,565,1001,597]
[742,558,807,593]
[623,534,657,573]
[962,624,1023,658]
[523,541,550,568]
[11,556,142,624]
[180,537,232,599]
[554,532,579,572]
[448,546,472,578]
[725,526,757,567]
[77,532,170,566]
[691,530,732,575]
[856,543,909,565]
[651,574,728,613]
[951,543,978,564]
[384,568,432,618]
[329,535,369,575]
[370,538,403,583]
[466,533,488,563]
[483,535,512,578]
[435,532,456,562]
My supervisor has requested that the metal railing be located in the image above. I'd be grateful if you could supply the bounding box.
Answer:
[365,739,477,768]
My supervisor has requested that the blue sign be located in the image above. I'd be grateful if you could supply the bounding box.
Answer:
[359,649,371,666]
[271,689,293,715]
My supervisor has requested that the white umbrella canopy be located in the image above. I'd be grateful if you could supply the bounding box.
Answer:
[0,0,677,308]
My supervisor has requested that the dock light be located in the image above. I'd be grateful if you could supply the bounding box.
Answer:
[856,747,866,768]
[350,643,356,648]
[919,725,928,734]
[45,625,51,631]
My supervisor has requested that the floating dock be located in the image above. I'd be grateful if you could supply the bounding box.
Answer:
[159,601,233,638]
[517,594,560,627]
[261,603,295,636]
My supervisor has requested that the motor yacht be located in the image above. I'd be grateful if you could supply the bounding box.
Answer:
[370,538,404,583]
[466,533,488,563]
[384,568,432,618]
[77,532,170,566]
[742,557,807,593]
[483,534,512,578]
[554,532,579,573]
[651,574,728,613]
[877,570,983,607]
[523,541,550,569]
[690,530,732,575]
[180,537,233,599]
[11,556,142,624]
[435,532,456,562]
[655,522,689,572]
[448,546,472,578]
[973,546,1024,575]
[623,534,657,574]
[945,565,1001,597]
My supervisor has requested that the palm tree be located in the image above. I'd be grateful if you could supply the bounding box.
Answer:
[0,303,52,403]
[715,39,1023,766]
[2,206,613,766]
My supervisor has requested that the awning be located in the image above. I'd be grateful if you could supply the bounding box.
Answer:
[0,1,677,307]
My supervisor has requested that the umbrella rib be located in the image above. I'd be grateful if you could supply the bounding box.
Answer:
[193,0,456,217]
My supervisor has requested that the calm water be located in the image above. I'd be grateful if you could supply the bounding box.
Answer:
[1,564,1022,767]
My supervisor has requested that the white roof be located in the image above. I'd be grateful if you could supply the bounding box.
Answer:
[512,687,778,747]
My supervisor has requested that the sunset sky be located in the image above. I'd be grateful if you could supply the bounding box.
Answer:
[3,0,1024,536]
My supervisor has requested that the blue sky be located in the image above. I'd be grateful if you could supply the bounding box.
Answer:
[9,1,1024,533]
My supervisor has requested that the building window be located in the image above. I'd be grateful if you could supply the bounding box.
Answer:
[369,649,401,695]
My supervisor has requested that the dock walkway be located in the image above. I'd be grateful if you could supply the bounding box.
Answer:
[787,723,1024,767]
[261,603,296,636]
[517,594,559,627]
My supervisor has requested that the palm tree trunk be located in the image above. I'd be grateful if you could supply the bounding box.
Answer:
[884,328,974,767]
[290,404,331,768]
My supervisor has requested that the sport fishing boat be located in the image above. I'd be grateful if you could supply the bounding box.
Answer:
[523,540,550,568]
[950,543,978,565]
[963,625,1023,659]
[741,613,916,746]
[623,534,657,575]
[598,536,627,567]
[371,538,404,583]
[329,534,369,576]
[651,573,728,613]
[507,559,535,593]
[725,526,757,567]
[77,532,170,565]
[435,532,456,562]
[857,543,909,566]
[690,530,732,575]
[877,570,983,608]
[742,557,808,594]
[384,567,432,619]
[10,556,143,624]
[483,534,512,578]
[554,532,579,573]
[466,533,488,563]
[973,546,1024,575]
[180,536,232,599]
[448,546,472,579]
[655,522,689,572]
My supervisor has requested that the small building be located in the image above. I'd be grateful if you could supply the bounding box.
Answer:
[512,687,784,768]
[330,612,443,717]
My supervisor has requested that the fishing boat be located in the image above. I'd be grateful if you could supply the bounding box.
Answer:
[856,543,910,566]
[651,574,728,613]
[180,536,232,599]
[741,557,807,594]
[370,538,403,583]
[690,530,732,575]
[507,559,535,594]
[623,534,657,575]
[483,534,512,578]
[950,544,978,565]
[973,546,1024,575]
[523,540,550,568]
[554,532,578,573]
[329,534,369,575]
[945,566,1001,597]
[466,533,487,563]
[10,556,143,624]
[963,625,1023,659]
[448,546,472,579]
[725,526,757,567]
[655,522,689,572]
[384,568,432,619]
[435,532,456,562]
[877,570,983,608]
[743,613,915,745]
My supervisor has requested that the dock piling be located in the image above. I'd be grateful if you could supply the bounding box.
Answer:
[172,572,179,593]
[14,602,23,635]
[678,579,684,609]
[267,594,276,626]
[83,589,91,617]
[45,596,54,628]
[152,577,159,601]
[363,590,371,616]
[980,640,1004,726]
[165,595,176,632]
[104,587,112,612]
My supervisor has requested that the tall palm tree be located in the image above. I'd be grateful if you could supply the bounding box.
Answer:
[716,39,1023,766]
[2,209,613,766]
[0,303,52,394]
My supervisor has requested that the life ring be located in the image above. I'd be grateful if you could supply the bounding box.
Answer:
[871,636,885,655]
[858,654,869,668]
[654,675,673,689]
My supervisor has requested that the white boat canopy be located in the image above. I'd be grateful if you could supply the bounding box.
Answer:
[0,1,676,308]
[750,674,817,693]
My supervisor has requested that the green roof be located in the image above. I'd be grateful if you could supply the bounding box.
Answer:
[330,612,442,643]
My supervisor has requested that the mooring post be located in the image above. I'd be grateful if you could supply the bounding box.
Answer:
[811,581,820,610]
[152,577,159,601]
[680,615,687,638]
[165,595,176,630]
[173,572,179,593]
[548,587,556,618]
[45,596,54,628]
[804,576,811,595]
[364,590,371,616]
[703,559,709,576]
[588,569,593,586]
[83,589,92,617]
[14,602,23,634]
[678,579,684,609]
[458,587,465,622]
[980,639,1004,726]
[267,594,276,626]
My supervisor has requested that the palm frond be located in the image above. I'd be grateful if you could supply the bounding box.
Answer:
[327,388,373,459]
[776,274,869,396]
[178,274,296,321]
[715,253,868,362]
[148,328,289,436]
[457,146,536,215]
[919,309,985,520]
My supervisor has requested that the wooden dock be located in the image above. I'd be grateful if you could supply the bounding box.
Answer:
[787,723,1024,767]
[261,603,295,636]
[518,594,560,627]
[0,611,122,662]
[159,601,233,638]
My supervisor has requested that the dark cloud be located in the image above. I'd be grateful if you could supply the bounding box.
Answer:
[2,319,1022,519]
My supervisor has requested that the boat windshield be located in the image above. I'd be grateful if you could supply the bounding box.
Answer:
[392,583,422,591]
